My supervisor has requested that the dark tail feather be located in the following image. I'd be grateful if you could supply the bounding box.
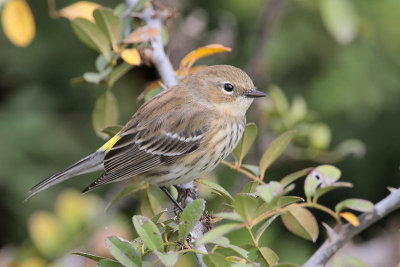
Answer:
[26,151,105,201]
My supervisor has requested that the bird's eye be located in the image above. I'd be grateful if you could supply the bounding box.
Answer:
[223,83,234,93]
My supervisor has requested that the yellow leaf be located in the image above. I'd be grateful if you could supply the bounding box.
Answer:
[121,48,141,66]
[225,256,246,263]
[28,211,65,256]
[340,212,360,226]
[54,189,88,231]
[59,1,100,23]
[175,65,206,77]
[179,44,232,69]
[19,258,46,267]
[123,26,160,43]
[1,0,35,47]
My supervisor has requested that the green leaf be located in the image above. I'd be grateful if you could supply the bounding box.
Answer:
[105,182,146,211]
[231,263,255,267]
[241,181,259,193]
[71,18,110,61]
[259,130,295,178]
[154,251,178,267]
[147,186,164,216]
[273,264,299,267]
[304,165,341,197]
[256,181,283,204]
[277,196,304,208]
[133,0,149,12]
[227,244,249,260]
[314,182,353,200]
[232,123,257,164]
[83,72,103,84]
[254,202,275,219]
[82,67,111,85]
[72,252,107,262]
[161,26,169,46]
[92,91,119,138]
[309,123,331,150]
[289,95,307,123]
[320,0,358,44]
[151,210,166,224]
[281,204,319,242]
[335,139,366,159]
[101,125,123,137]
[241,164,260,177]
[96,54,108,71]
[108,62,133,87]
[144,87,163,102]
[105,236,141,267]
[196,223,242,246]
[179,199,205,240]
[213,212,245,222]
[280,168,313,187]
[255,215,279,243]
[234,193,259,221]
[93,8,120,51]
[210,236,231,248]
[335,198,374,213]
[203,253,230,267]
[97,259,124,267]
[197,179,233,204]
[269,85,289,115]
[132,215,163,251]
[258,247,279,267]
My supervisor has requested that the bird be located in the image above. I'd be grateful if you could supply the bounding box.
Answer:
[26,65,266,209]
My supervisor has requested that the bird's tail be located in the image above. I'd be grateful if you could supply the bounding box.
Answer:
[26,151,105,201]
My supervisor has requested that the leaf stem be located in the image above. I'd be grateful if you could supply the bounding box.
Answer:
[149,258,160,267]
[299,202,341,224]
[221,160,266,185]
[178,248,208,255]
[246,226,259,248]
[251,209,280,227]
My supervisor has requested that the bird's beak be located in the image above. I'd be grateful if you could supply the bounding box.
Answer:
[245,88,267,98]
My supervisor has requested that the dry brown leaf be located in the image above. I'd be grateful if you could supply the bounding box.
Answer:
[123,26,160,44]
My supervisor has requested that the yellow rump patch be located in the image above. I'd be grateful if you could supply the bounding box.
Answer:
[98,134,121,152]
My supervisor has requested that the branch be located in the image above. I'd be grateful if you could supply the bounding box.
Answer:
[141,4,178,88]
[303,187,400,267]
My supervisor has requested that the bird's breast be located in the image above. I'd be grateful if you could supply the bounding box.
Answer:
[143,119,246,186]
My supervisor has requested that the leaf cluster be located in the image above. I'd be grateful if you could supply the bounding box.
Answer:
[77,127,373,267]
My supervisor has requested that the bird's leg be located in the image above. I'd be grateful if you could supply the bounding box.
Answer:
[160,186,184,212]
[176,183,198,205]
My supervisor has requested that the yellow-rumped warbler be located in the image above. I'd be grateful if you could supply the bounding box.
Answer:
[27,65,266,207]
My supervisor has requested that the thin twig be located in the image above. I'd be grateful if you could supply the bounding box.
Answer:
[298,202,341,225]
[303,187,400,267]
[221,160,266,185]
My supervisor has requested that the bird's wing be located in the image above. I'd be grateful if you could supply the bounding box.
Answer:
[82,105,209,193]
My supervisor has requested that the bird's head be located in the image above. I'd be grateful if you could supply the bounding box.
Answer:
[187,65,266,116]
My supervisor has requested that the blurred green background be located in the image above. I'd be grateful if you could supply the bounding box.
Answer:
[0,0,399,266]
